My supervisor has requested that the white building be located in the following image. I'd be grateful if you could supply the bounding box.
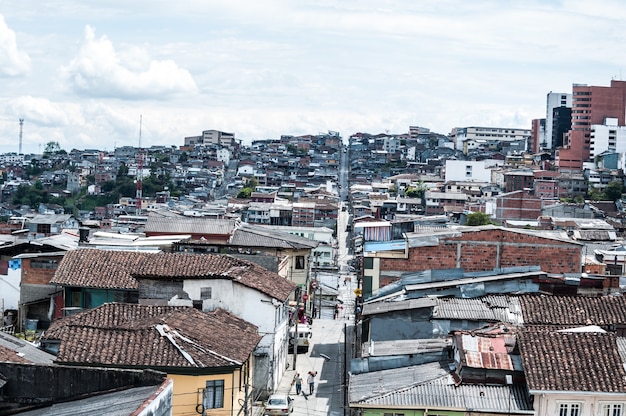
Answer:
[216,147,231,165]
[589,118,626,170]
[444,160,492,183]
[450,126,531,151]
[545,91,572,150]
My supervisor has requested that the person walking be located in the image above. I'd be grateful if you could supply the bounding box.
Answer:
[294,373,302,395]
[307,371,317,395]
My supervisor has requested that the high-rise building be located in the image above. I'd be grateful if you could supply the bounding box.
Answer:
[551,106,571,150]
[556,80,626,169]
[530,118,545,154]
[545,92,571,150]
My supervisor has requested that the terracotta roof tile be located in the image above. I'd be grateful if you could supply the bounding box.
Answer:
[518,331,626,392]
[50,249,152,289]
[41,303,261,369]
[51,249,296,300]
[519,294,626,326]
[0,344,31,363]
[134,252,296,300]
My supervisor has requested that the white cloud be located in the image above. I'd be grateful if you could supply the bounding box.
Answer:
[7,96,69,127]
[0,15,30,76]
[61,25,198,99]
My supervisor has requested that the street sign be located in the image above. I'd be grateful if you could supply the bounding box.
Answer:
[303,294,309,301]
[354,288,362,296]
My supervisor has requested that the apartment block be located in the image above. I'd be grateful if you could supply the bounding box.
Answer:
[556,80,626,169]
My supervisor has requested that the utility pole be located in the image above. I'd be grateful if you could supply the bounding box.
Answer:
[135,115,143,215]
[18,119,23,155]
[343,322,348,416]
[292,287,300,370]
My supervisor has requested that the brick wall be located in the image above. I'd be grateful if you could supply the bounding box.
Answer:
[380,228,581,275]
[21,256,62,285]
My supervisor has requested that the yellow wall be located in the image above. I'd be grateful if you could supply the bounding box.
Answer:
[169,369,246,416]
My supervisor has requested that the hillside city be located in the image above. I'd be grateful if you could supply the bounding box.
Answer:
[2,79,626,415]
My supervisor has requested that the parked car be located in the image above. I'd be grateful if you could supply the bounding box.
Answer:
[263,394,294,415]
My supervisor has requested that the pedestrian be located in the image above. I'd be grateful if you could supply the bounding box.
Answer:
[333,304,339,319]
[294,373,302,395]
[307,371,316,395]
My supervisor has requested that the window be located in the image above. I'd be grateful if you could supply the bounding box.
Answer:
[383,413,405,416]
[295,256,305,269]
[201,287,212,300]
[31,259,58,269]
[559,402,581,416]
[36,224,51,234]
[601,403,623,416]
[364,257,374,269]
[204,380,224,409]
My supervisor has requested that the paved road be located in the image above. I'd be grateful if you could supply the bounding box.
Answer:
[253,283,356,416]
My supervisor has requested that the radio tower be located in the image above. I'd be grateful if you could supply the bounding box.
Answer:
[19,119,24,154]
[135,115,143,215]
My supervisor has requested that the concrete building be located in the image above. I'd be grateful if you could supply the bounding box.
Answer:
[530,118,546,154]
[557,80,626,169]
[444,160,491,183]
[589,117,626,170]
[450,126,531,151]
[545,91,572,150]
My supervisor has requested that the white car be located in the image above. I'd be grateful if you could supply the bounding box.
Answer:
[263,394,294,415]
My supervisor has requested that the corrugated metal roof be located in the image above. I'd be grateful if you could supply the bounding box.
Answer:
[433,296,524,325]
[362,297,437,316]
[0,331,56,364]
[17,384,168,416]
[365,338,451,357]
[573,230,617,241]
[460,334,516,371]
[617,337,626,364]
[350,365,533,413]
[145,216,236,235]
[349,362,450,403]
[404,271,546,292]
[360,378,533,413]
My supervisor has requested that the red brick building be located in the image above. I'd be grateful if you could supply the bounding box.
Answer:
[369,227,582,293]
[494,190,543,223]
[557,80,626,169]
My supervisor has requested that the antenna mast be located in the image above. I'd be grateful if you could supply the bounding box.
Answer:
[19,119,24,154]
[135,115,143,215]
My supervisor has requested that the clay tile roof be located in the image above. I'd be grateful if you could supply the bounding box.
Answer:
[518,331,626,392]
[231,224,318,249]
[519,294,626,326]
[51,249,296,301]
[41,303,261,369]
[133,252,296,301]
[50,249,153,289]
[0,344,31,363]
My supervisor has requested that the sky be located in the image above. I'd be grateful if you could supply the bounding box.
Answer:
[0,1,625,154]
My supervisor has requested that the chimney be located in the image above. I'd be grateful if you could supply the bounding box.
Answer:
[78,227,90,243]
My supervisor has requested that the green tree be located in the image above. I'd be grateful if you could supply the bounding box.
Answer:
[405,187,423,198]
[237,187,253,199]
[604,180,624,201]
[465,211,492,226]
[43,141,62,155]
